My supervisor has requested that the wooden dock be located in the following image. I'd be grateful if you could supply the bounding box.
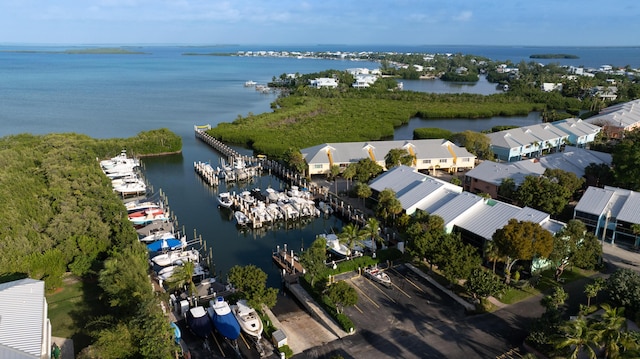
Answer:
[272,245,305,275]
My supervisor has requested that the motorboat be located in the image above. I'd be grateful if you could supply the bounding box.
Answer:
[139,230,175,243]
[244,80,257,87]
[129,211,168,226]
[100,149,140,171]
[320,233,350,257]
[363,266,392,287]
[230,299,263,339]
[217,192,234,208]
[185,306,213,339]
[207,296,241,341]
[136,220,174,237]
[113,179,147,196]
[128,207,164,219]
[146,236,185,252]
[126,200,161,214]
[234,211,250,226]
[157,261,206,281]
[152,249,200,267]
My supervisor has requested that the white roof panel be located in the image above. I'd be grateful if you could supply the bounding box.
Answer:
[0,279,45,358]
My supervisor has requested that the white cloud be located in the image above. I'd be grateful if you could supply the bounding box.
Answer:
[453,10,472,22]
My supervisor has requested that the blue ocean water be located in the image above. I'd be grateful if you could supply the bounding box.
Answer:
[1,44,635,286]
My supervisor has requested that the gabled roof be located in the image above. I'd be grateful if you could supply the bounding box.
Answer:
[0,279,46,359]
[585,99,640,129]
[301,139,475,166]
[465,160,545,186]
[487,121,574,150]
[467,147,611,185]
[431,192,484,226]
[456,202,551,240]
[553,118,601,138]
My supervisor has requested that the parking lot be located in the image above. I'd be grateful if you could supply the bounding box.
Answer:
[293,264,529,358]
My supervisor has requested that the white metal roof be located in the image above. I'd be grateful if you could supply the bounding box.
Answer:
[369,165,426,193]
[574,186,617,216]
[585,99,640,129]
[0,279,46,359]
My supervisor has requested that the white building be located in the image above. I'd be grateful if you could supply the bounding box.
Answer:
[301,139,476,176]
[0,278,52,359]
[309,77,338,89]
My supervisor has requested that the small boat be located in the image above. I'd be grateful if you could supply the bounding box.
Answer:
[113,179,147,196]
[129,211,169,225]
[207,297,241,341]
[321,233,350,257]
[230,299,263,339]
[234,211,250,226]
[217,192,234,208]
[363,266,392,287]
[128,207,164,219]
[139,230,175,243]
[244,80,257,87]
[157,262,206,281]
[152,249,200,267]
[126,200,161,214]
[146,236,184,252]
[136,220,174,237]
[186,306,213,339]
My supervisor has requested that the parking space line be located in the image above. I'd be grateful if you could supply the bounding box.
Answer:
[210,330,225,357]
[390,267,426,294]
[240,332,251,349]
[391,282,412,298]
[349,279,380,308]
[353,304,364,313]
[368,278,397,303]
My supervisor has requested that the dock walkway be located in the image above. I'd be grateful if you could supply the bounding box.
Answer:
[272,247,305,275]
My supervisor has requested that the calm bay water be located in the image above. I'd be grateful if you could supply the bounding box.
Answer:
[0,45,633,286]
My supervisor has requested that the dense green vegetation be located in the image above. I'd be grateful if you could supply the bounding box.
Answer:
[207,89,543,159]
[0,129,181,357]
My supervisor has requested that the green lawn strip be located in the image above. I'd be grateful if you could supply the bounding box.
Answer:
[47,276,103,352]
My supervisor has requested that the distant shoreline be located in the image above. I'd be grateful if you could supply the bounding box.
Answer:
[530,53,579,59]
[0,47,147,55]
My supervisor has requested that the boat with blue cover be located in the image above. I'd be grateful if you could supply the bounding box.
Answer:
[207,296,241,341]
[146,236,183,252]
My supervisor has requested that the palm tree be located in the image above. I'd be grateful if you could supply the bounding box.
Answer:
[584,277,605,308]
[361,218,384,251]
[555,316,599,359]
[484,240,502,273]
[165,260,198,301]
[596,303,627,359]
[338,223,365,255]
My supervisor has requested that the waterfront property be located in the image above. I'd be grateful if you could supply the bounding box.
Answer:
[0,278,52,359]
[487,119,601,162]
[464,146,612,198]
[585,99,640,139]
[301,139,476,176]
[367,166,565,258]
[574,186,640,246]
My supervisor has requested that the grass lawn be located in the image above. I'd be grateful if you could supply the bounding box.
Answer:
[46,274,103,354]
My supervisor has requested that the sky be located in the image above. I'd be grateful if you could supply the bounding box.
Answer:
[0,0,638,46]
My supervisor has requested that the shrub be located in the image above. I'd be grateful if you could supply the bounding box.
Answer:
[279,345,293,358]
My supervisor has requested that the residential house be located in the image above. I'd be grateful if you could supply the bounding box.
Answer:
[541,83,563,92]
[0,278,52,359]
[585,99,640,138]
[574,186,640,246]
[552,118,602,148]
[368,166,565,270]
[301,139,476,176]
[591,86,618,101]
[464,147,612,198]
[369,165,462,215]
[309,77,338,89]
[487,123,570,162]
[352,74,378,88]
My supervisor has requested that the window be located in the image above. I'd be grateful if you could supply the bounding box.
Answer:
[423,159,431,164]
[440,159,448,163]
[314,164,323,169]
[462,158,470,162]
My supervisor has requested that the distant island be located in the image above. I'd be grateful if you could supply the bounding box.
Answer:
[1,47,146,55]
[529,54,579,59]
